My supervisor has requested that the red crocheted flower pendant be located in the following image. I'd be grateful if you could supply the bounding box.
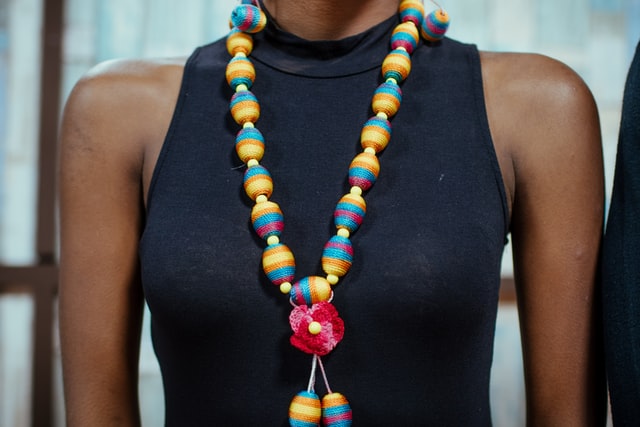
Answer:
[289,302,345,356]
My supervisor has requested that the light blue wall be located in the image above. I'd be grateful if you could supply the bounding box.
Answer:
[0,10,7,224]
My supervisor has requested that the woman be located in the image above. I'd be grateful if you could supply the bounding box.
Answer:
[59,0,606,425]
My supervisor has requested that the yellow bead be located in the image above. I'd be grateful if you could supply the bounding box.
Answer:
[376,111,388,120]
[243,122,255,129]
[326,274,339,285]
[236,84,248,92]
[248,159,260,168]
[364,147,376,155]
[280,282,292,294]
[386,78,398,85]
[350,186,363,196]
[337,228,350,238]
[308,321,322,335]
[226,29,254,56]
[235,52,247,58]
[267,235,280,246]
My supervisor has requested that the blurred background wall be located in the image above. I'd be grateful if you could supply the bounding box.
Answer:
[1,0,638,425]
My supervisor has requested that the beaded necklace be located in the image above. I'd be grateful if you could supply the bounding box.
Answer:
[225,1,449,424]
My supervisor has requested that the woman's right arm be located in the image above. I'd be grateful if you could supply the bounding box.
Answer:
[58,60,178,426]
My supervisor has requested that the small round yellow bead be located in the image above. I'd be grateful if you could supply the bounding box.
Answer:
[243,122,255,129]
[267,235,280,246]
[350,186,363,196]
[235,83,248,92]
[255,194,268,203]
[235,52,247,58]
[308,321,322,335]
[280,282,292,294]
[326,274,339,285]
[386,77,398,85]
[247,159,260,168]
[376,111,388,120]
[364,147,377,155]
[337,228,350,238]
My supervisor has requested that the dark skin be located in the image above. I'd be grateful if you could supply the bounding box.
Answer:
[59,0,606,425]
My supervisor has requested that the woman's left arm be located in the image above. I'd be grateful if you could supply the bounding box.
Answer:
[483,52,607,426]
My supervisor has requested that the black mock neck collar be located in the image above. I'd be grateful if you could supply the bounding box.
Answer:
[250,3,400,78]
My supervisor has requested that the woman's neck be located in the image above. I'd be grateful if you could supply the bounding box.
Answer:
[261,0,400,40]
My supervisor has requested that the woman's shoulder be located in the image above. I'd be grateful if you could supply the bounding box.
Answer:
[64,57,186,124]
[477,50,601,215]
[61,57,187,166]
[479,50,594,111]
[479,50,599,154]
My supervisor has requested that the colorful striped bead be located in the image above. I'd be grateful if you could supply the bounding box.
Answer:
[381,48,412,83]
[262,243,296,286]
[230,4,267,33]
[348,152,380,191]
[391,21,420,54]
[334,193,366,233]
[289,391,322,427]
[398,0,425,27]
[322,393,353,427]
[230,90,260,125]
[243,165,272,200]
[226,28,254,56]
[360,116,392,153]
[421,9,450,42]
[290,276,332,306]
[235,127,265,163]
[251,201,284,240]
[226,55,256,90]
[322,236,354,278]
[372,81,403,118]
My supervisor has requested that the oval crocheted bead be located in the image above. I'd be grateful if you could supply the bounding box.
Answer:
[230,4,267,33]
[262,243,295,285]
[230,90,260,125]
[322,236,354,278]
[391,21,420,54]
[243,165,272,200]
[289,391,322,427]
[421,9,450,42]
[334,193,366,233]
[360,116,392,153]
[381,48,412,83]
[372,81,403,118]
[226,28,254,56]
[251,201,283,240]
[290,276,332,306]
[398,0,425,27]
[322,393,353,427]
[225,55,255,90]
[235,127,265,163]
[348,152,380,191]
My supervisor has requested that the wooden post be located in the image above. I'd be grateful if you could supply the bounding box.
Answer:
[32,0,65,425]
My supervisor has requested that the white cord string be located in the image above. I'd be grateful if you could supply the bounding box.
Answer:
[316,355,333,395]
[307,355,318,393]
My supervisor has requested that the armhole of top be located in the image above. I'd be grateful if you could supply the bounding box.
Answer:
[468,45,511,240]
[145,46,203,214]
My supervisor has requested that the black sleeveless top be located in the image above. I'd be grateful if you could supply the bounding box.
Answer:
[140,11,509,427]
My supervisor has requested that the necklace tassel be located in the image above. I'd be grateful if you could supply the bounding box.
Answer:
[289,355,352,426]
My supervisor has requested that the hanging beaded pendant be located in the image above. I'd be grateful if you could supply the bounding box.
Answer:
[225,1,449,425]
